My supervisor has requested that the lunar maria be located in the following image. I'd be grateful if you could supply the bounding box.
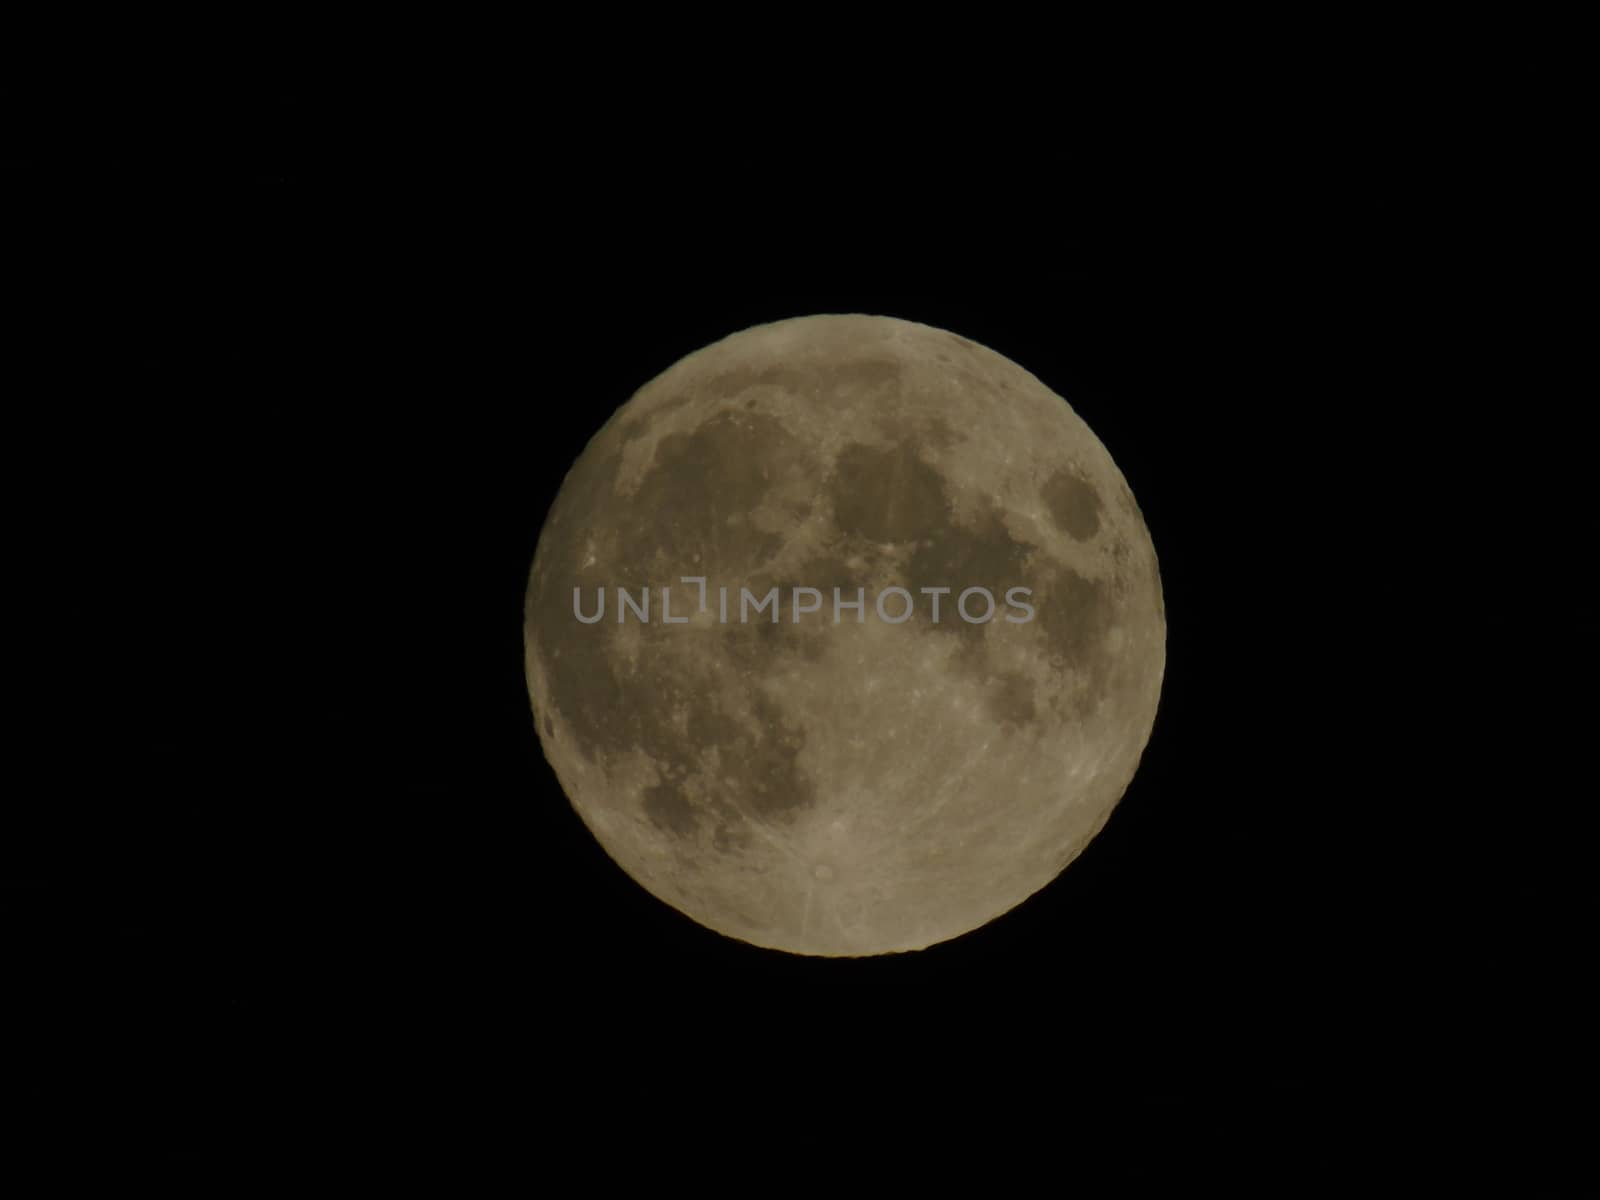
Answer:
[572,581,1037,626]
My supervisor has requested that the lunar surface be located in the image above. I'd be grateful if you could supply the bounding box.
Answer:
[524,315,1165,956]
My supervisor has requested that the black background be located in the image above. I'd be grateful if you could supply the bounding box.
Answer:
[8,97,1590,1179]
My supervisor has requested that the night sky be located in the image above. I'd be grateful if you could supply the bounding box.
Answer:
[9,95,1586,1181]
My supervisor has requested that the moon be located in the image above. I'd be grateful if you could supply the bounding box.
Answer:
[524,314,1164,956]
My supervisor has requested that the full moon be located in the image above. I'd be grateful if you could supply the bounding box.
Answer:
[524,315,1165,956]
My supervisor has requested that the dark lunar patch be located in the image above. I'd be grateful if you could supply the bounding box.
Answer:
[764,552,874,650]
[922,418,959,448]
[542,715,555,739]
[1041,468,1102,541]
[685,699,745,753]
[702,364,806,399]
[719,601,826,663]
[1035,564,1111,664]
[829,442,951,544]
[1033,562,1116,716]
[904,503,1034,640]
[615,410,812,577]
[527,414,820,834]
[643,782,699,836]
[721,611,785,670]
[742,692,816,819]
[712,822,753,854]
[819,445,1038,643]
[532,597,820,830]
[790,624,831,662]
[531,641,622,766]
[785,552,863,594]
[532,615,819,828]
[987,671,1038,729]
[820,358,902,395]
